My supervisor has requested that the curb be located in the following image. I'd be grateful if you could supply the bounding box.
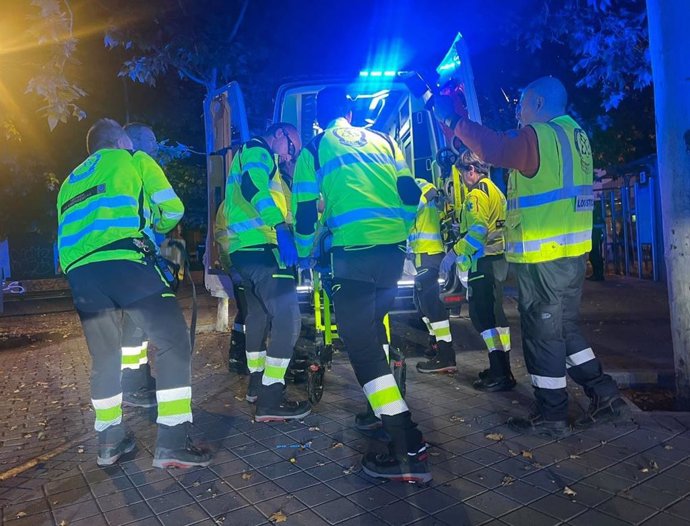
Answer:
[609,369,675,389]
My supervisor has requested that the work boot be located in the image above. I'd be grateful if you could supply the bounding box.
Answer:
[153,423,212,469]
[574,394,629,429]
[507,409,570,439]
[122,387,157,408]
[255,383,311,422]
[355,404,382,431]
[416,341,456,374]
[424,335,438,358]
[245,372,262,403]
[97,424,136,466]
[361,446,432,483]
[473,351,516,392]
[228,330,249,375]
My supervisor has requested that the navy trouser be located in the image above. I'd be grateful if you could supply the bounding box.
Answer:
[331,243,424,455]
[514,255,619,421]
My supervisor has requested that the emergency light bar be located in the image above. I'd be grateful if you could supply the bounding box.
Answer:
[296,278,445,294]
[359,70,400,77]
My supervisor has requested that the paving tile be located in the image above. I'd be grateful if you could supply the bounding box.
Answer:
[618,485,681,511]
[210,458,251,478]
[104,501,154,525]
[211,505,266,526]
[326,474,378,497]
[268,508,331,525]
[556,481,614,507]
[464,490,521,516]
[2,496,51,519]
[89,474,136,496]
[51,498,101,523]
[197,490,248,516]
[224,469,269,491]
[95,487,144,512]
[338,512,393,526]
[435,475,487,501]
[597,495,657,524]
[580,471,634,493]
[254,493,307,518]
[293,483,341,507]
[272,471,320,493]
[494,479,549,504]
[3,511,54,526]
[172,467,220,488]
[137,477,183,499]
[147,489,195,514]
[306,461,354,482]
[346,486,398,511]
[127,468,173,487]
[373,499,430,525]
[643,473,690,497]
[568,508,633,526]
[44,474,87,494]
[70,514,109,526]
[463,467,507,489]
[641,511,690,526]
[433,502,492,526]
[500,506,561,526]
[313,496,366,524]
[664,497,690,519]
[236,480,286,505]
[529,494,587,521]
[157,502,211,526]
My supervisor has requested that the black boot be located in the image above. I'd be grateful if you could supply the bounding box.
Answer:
[361,412,431,483]
[416,341,456,373]
[122,364,157,408]
[473,351,516,392]
[507,407,570,439]
[255,383,311,422]
[228,331,248,375]
[355,403,382,431]
[153,423,212,469]
[574,394,629,429]
[245,372,261,403]
[97,424,136,466]
[424,335,438,358]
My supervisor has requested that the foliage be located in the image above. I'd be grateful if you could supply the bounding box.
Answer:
[25,0,87,130]
[0,154,59,240]
[103,0,250,92]
[507,0,651,111]
[162,159,207,229]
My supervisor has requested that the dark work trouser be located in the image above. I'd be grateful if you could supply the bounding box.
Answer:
[67,259,192,432]
[468,255,511,361]
[121,314,156,393]
[514,255,619,421]
[231,271,247,333]
[413,252,452,343]
[231,246,300,385]
[331,244,424,456]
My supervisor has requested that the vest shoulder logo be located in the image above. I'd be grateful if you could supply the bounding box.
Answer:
[574,129,592,172]
[333,128,368,148]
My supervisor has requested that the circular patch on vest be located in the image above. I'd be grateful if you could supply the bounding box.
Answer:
[333,128,368,148]
[574,129,592,171]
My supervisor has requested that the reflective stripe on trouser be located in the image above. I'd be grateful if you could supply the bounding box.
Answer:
[480,327,504,352]
[121,341,148,370]
[515,256,618,420]
[156,386,193,426]
[430,320,452,343]
[422,316,433,335]
[233,323,245,333]
[498,327,511,351]
[232,248,301,387]
[363,374,409,418]
[263,357,292,386]
[246,351,266,373]
[92,393,123,431]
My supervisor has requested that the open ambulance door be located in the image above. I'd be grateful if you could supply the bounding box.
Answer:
[203,81,250,299]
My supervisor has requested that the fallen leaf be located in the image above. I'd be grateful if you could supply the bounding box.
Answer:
[16,512,27,518]
[241,472,253,480]
[663,444,673,450]
[289,457,297,464]
[192,481,200,487]
[343,465,356,475]
[59,521,68,526]
[569,454,581,459]
[77,446,85,454]
[501,475,515,486]
[511,400,519,404]
[521,450,533,460]
[429,451,441,457]
[563,486,577,497]
[485,433,504,441]
[308,426,320,432]
[649,460,659,470]
[508,449,519,457]
[331,441,343,449]
[449,415,465,423]
[640,467,649,473]
[269,511,288,523]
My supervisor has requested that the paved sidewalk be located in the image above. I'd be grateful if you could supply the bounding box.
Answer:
[1,278,688,526]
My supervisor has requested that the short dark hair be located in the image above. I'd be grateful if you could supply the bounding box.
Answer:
[86,118,126,154]
[265,122,298,138]
[316,87,353,127]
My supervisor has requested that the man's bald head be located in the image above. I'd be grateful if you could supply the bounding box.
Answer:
[124,122,159,156]
[517,76,568,126]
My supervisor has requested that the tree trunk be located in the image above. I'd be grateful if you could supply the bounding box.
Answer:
[647,0,690,405]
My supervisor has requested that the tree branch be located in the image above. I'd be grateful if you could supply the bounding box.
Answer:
[228,0,249,43]
[177,65,209,87]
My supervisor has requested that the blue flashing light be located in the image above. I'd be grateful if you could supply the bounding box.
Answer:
[370,71,383,77]
[359,71,370,77]
[383,71,396,77]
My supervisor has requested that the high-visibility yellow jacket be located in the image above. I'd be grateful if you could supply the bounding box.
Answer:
[409,179,444,255]
[505,115,593,263]
[57,149,183,272]
[292,118,418,257]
